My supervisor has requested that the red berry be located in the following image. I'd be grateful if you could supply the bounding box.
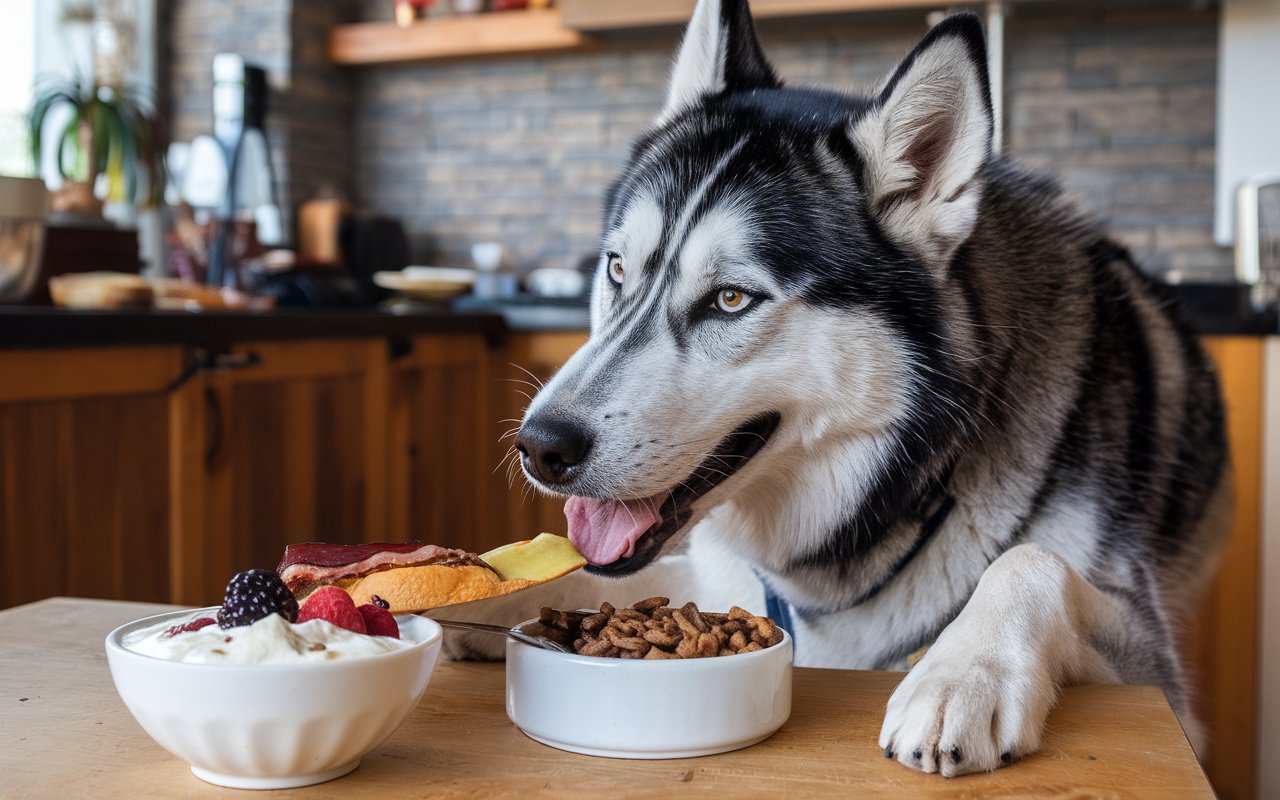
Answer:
[297,586,366,634]
[164,616,217,638]
[357,604,400,639]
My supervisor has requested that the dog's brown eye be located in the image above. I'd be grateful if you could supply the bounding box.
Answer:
[715,288,753,313]
[608,255,624,285]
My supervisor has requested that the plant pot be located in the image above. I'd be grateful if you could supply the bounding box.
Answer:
[50,181,104,216]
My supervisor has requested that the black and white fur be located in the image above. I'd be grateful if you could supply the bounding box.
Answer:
[459,0,1230,777]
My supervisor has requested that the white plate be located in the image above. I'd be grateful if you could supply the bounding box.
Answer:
[374,268,475,302]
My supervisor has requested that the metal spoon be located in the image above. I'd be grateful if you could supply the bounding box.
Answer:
[429,618,573,653]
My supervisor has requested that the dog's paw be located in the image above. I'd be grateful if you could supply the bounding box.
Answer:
[877,644,1053,777]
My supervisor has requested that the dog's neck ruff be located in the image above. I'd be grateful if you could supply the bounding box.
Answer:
[761,471,959,648]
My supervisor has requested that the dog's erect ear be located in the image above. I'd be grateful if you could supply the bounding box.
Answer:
[851,13,993,267]
[657,0,780,124]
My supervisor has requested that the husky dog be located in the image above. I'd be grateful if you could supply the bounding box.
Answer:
[466,0,1230,776]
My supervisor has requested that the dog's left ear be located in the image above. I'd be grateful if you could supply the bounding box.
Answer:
[851,13,993,267]
[657,0,780,125]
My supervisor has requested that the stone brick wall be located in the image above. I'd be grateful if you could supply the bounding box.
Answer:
[164,2,1230,280]
[350,4,1230,281]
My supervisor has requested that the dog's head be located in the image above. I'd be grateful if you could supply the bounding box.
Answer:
[516,0,992,575]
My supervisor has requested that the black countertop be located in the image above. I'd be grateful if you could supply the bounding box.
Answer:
[0,306,593,350]
[0,301,1269,350]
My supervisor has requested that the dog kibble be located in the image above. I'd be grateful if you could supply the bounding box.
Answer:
[536,597,785,659]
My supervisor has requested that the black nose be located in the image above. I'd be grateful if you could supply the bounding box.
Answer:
[515,415,593,486]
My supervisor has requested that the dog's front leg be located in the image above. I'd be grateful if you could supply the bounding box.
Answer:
[878,542,1181,777]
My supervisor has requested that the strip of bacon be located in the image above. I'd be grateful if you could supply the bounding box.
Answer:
[277,542,493,594]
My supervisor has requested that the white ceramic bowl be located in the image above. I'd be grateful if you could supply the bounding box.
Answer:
[505,619,792,759]
[105,608,442,790]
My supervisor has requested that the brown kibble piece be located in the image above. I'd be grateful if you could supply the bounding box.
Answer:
[644,646,677,660]
[695,633,720,658]
[728,606,753,621]
[643,628,680,649]
[681,602,710,633]
[672,610,701,639]
[729,630,748,651]
[633,596,669,612]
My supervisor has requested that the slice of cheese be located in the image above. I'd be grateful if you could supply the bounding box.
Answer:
[480,532,587,582]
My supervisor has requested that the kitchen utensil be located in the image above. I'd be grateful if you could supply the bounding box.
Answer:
[1235,174,1280,313]
[431,618,572,653]
[0,176,50,303]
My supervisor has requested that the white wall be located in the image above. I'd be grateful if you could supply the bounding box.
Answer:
[1215,0,1280,247]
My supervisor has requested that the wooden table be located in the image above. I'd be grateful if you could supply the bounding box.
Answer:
[1,598,1213,798]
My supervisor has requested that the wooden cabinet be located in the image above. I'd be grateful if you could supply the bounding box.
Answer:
[1188,336,1266,800]
[0,331,587,608]
[0,347,183,609]
[388,335,496,552]
[0,329,1266,799]
[488,332,588,541]
[169,339,395,604]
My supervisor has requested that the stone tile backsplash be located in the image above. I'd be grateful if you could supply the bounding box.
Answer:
[168,2,1232,282]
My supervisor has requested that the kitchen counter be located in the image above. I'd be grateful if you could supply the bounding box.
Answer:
[1,597,1215,799]
[0,305,590,350]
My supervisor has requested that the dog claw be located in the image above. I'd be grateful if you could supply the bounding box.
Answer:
[1001,751,1013,765]
[884,747,894,759]
[949,746,962,764]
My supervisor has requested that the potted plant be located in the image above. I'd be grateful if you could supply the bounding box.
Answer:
[28,79,165,216]
[27,0,165,217]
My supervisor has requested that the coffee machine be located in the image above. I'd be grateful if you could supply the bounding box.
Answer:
[206,53,281,287]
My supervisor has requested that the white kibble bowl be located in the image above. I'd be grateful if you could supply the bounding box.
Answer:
[505,618,792,759]
[105,607,442,790]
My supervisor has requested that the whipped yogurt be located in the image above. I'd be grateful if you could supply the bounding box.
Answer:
[124,611,413,664]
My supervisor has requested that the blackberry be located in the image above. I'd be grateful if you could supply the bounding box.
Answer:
[217,569,299,629]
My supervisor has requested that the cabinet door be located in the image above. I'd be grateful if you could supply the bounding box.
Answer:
[170,339,391,605]
[1187,336,1264,800]
[389,335,498,552]
[0,347,181,609]
[488,332,588,541]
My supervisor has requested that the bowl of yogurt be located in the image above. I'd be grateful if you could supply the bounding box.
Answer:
[106,606,442,790]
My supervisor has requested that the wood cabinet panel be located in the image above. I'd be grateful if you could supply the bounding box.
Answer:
[489,332,588,541]
[389,336,497,553]
[1188,336,1264,800]
[0,393,170,609]
[180,339,390,605]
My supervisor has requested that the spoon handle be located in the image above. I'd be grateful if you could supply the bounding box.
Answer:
[429,617,572,653]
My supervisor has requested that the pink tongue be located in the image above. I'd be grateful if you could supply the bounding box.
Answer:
[565,493,670,566]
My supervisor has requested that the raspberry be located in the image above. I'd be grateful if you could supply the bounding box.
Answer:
[357,604,400,639]
[164,616,217,638]
[297,586,366,634]
[217,569,299,630]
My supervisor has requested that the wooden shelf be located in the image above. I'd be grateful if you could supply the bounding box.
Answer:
[560,0,951,32]
[328,8,593,66]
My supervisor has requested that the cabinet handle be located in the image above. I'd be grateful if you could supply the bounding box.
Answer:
[205,387,222,468]
[208,351,262,371]
[166,349,262,392]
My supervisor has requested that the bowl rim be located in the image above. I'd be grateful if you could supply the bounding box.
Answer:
[105,606,442,672]
[509,615,792,669]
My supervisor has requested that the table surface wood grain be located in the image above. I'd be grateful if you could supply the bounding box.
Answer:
[0,598,1214,799]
